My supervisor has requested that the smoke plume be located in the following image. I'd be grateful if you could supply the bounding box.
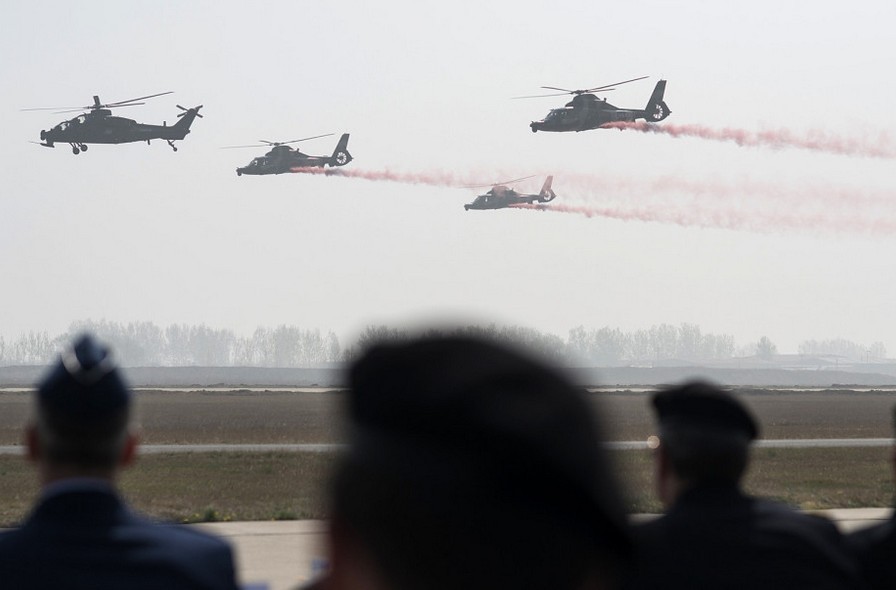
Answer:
[602,122,896,159]
[290,168,896,235]
[291,166,481,187]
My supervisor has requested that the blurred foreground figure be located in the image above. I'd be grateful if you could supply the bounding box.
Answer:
[846,404,896,589]
[629,380,859,590]
[0,334,239,590]
[321,335,632,590]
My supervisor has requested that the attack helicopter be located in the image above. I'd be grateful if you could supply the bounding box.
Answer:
[520,76,670,132]
[464,176,556,211]
[23,92,203,154]
[226,133,353,176]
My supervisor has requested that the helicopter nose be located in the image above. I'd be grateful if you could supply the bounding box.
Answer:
[40,130,46,140]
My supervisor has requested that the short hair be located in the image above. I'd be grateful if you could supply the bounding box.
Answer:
[659,426,750,485]
[35,403,130,470]
[331,335,631,590]
[652,381,757,486]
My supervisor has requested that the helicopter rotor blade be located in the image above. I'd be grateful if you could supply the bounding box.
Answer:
[499,174,539,185]
[50,102,148,115]
[258,133,335,146]
[223,132,333,149]
[22,91,172,113]
[104,91,173,108]
[279,133,336,145]
[513,86,616,99]
[21,105,83,112]
[583,75,649,93]
[463,174,539,188]
[512,91,575,99]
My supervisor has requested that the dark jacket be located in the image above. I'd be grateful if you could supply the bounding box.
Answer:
[0,486,239,590]
[628,485,860,590]
[847,510,896,590]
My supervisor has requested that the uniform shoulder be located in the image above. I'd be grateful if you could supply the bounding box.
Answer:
[847,517,896,550]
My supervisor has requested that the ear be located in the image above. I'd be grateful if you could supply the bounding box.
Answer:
[655,446,675,508]
[25,423,40,463]
[119,431,138,469]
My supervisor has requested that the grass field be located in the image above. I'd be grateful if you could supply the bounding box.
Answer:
[0,388,893,526]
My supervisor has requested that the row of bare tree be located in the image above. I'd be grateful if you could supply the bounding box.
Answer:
[0,320,887,367]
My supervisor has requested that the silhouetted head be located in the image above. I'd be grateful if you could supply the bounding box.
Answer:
[328,335,631,590]
[33,333,132,472]
[651,380,758,489]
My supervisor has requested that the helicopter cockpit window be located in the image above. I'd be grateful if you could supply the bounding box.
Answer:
[77,116,87,124]
[545,108,571,122]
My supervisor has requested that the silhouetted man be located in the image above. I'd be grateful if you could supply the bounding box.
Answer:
[847,403,896,589]
[320,335,632,590]
[628,380,859,590]
[0,334,239,590]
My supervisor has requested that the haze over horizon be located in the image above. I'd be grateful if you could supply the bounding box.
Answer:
[2,1,894,355]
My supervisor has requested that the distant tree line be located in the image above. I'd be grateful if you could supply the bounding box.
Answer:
[798,338,887,361]
[0,320,341,367]
[0,320,888,367]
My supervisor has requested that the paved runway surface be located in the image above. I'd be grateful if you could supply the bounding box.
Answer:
[0,439,891,455]
[202,509,893,590]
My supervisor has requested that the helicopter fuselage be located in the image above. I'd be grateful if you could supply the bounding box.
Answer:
[39,107,202,152]
[464,187,538,210]
[531,99,645,132]
[235,134,353,176]
[530,79,670,132]
[464,176,556,210]
[236,150,333,176]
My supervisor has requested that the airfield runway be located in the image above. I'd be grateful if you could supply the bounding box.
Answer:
[2,387,895,444]
[0,439,892,455]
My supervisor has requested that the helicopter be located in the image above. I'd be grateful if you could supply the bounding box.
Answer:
[227,133,353,176]
[521,76,670,133]
[464,176,556,211]
[23,92,203,154]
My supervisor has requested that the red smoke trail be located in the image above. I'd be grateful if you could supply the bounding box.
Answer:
[516,201,896,235]
[602,121,896,159]
[559,173,896,211]
[291,166,896,236]
[291,166,481,188]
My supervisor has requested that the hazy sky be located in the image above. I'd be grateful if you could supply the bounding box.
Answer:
[2,1,895,353]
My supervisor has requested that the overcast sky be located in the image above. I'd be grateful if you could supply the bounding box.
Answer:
[2,1,895,353]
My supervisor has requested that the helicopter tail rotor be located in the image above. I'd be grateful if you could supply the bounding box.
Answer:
[537,175,556,203]
[642,80,670,122]
[176,105,203,118]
